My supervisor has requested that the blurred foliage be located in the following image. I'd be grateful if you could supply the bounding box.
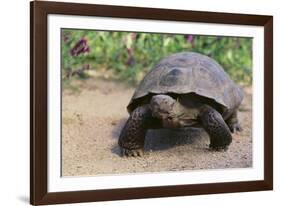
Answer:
[62,29,252,86]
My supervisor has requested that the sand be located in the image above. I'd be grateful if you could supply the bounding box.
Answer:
[62,78,252,176]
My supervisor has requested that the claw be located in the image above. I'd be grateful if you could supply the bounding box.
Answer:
[132,151,138,157]
[230,123,243,133]
[223,146,229,151]
[125,149,132,157]
[209,144,229,152]
[120,148,144,157]
[137,149,144,157]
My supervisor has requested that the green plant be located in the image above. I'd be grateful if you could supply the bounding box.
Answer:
[62,29,252,86]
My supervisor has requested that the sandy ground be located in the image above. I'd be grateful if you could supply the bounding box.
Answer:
[62,78,252,176]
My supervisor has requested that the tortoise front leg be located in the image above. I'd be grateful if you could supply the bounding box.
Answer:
[199,105,232,151]
[226,111,243,133]
[118,104,161,157]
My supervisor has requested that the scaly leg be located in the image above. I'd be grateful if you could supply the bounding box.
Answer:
[118,104,161,157]
[199,106,232,151]
[226,111,243,133]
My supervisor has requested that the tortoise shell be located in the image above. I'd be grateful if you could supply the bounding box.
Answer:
[127,52,243,114]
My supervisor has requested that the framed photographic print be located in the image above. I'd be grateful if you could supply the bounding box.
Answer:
[30,1,273,205]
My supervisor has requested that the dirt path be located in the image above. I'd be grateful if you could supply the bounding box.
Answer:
[62,78,252,176]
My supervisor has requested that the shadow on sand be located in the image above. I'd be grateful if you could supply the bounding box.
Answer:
[111,118,206,156]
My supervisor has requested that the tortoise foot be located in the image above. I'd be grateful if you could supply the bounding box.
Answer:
[121,148,144,157]
[228,122,243,133]
[209,144,229,152]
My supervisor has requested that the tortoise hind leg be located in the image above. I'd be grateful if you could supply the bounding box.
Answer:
[118,104,161,157]
[199,105,232,151]
[226,111,243,133]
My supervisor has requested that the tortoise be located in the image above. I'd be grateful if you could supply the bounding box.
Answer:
[118,52,244,157]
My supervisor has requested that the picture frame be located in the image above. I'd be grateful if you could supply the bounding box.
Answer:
[30,1,273,205]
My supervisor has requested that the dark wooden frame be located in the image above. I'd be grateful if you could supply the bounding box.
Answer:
[30,1,273,205]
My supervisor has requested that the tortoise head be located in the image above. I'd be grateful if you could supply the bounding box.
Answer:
[150,95,181,128]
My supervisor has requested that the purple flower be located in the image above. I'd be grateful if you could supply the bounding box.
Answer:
[126,48,135,66]
[70,38,90,57]
[185,35,194,43]
[127,56,136,66]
